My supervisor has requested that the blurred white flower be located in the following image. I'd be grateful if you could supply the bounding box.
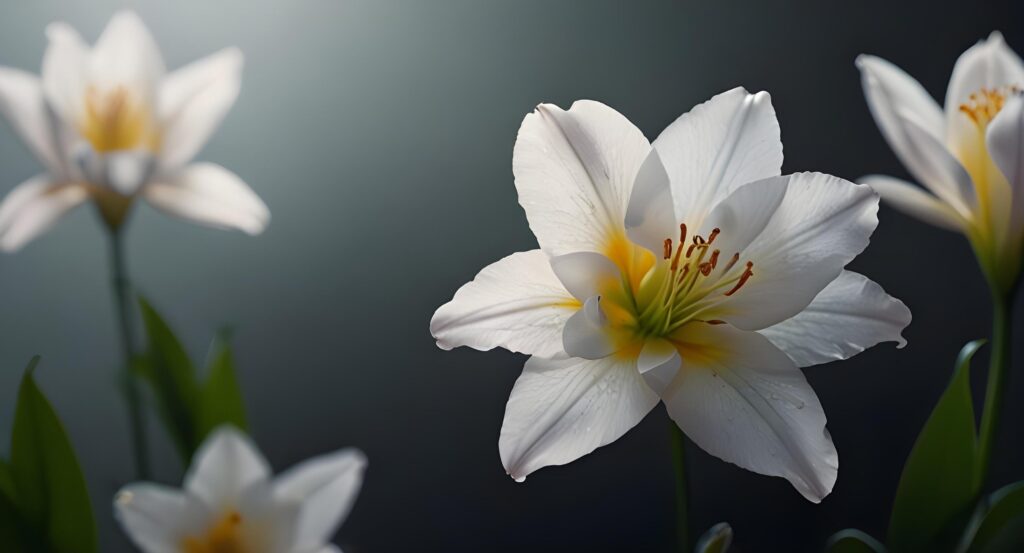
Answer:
[0,11,269,251]
[858,32,1024,289]
[431,88,911,502]
[115,426,366,553]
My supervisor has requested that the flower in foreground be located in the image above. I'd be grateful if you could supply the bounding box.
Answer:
[858,32,1024,291]
[0,11,269,251]
[431,88,911,502]
[115,426,366,553]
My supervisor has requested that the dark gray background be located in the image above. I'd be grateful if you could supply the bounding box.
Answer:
[0,1,1022,551]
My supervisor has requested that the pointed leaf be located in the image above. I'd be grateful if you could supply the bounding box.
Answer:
[196,330,248,442]
[0,490,23,552]
[826,529,886,553]
[0,459,14,500]
[10,357,97,553]
[966,481,1024,553]
[695,522,732,553]
[138,296,201,461]
[888,340,985,553]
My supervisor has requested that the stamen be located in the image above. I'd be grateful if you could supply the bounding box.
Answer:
[707,228,720,244]
[663,238,672,259]
[679,223,687,244]
[693,234,705,246]
[722,252,740,273]
[709,249,720,269]
[686,243,697,258]
[699,262,712,276]
[724,262,754,296]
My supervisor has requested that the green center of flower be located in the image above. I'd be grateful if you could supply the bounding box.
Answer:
[604,224,754,345]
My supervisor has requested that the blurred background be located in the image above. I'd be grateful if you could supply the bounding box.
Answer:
[0,0,1022,551]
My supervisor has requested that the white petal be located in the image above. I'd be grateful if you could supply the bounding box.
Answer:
[987,92,1024,244]
[665,323,838,502]
[711,173,879,330]
[41,22,89,123]
[624,150,676,254]
[235,480,301,553]
[0,176,88,252]
[185,426,271,512]
[274,449,367,551]
[856,55,975,215]
[513,100,651,256]
[653,87,783,228]
[158,48,243,169]
[860,175,967,232]
[143,163,269,234]
[72,143,156,195]
[0,67,63,175]
[696,171,788,260]
[500,355,659,481]
[114,484,209,553]
[89,11,164,100]
[759,271,911,367]
[945,32,1024,133]
[549,251,621,301]
[430,250,577,358]
[637,338,681,396]
[562,295,616,359]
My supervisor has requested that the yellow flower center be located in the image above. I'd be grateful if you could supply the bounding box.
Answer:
[182,511,249,553]
[78,85,160,153]
[601,224,754,353]
[958,86,1018,128]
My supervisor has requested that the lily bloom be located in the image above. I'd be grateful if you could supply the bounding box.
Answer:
[431,88,910,502]
[115,426,366,553]
[0,11,269,251]
[858,32,1024,291]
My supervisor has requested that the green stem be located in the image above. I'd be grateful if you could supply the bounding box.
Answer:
[108,229,150,479]
[975,290,1013,492]
[670,423,691,552]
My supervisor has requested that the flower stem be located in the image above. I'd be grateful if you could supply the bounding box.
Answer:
[670,423,691,552]
[108,229,150,479]
[975,289,1014,492]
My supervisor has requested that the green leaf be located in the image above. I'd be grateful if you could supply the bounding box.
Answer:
[138,296,201,461]
[0,459,14,500]
[694,522,732,553]
[887,340,985,553]
[10,357,97,553]
[0,489,24,553]
[826,529,886,553]
[966,481,1024,553]
[196,330,248,442]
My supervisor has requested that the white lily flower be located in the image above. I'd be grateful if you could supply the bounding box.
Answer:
[857,32,1024,289]
[115,426,366,553]
[431,88,911,502]
[0,11,269,251]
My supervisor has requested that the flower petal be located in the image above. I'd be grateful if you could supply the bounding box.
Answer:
[665,323,838,502]
[184,426,271,512]
[860,174,967,232]
[759,271,911,367]
[430,249,577,358]
[158,48,243,169]
[653,87,783,228]
[549,251,621,301]
[987,92,1024,246]
[143,162,269,234]
[89,11,164,100]
[0,67,63,175]
[637,338,681,395]
[500,355,659,481]
[562,295,616,359]
[274,449,366,551]
[624,150,676,254]
[114,484,209,553]
[513,100,651,256]
[41,21,89,123]
[945,32,1024,134]
[0,175,88,252]
[709,173,879,331]
[856,55,975,215]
